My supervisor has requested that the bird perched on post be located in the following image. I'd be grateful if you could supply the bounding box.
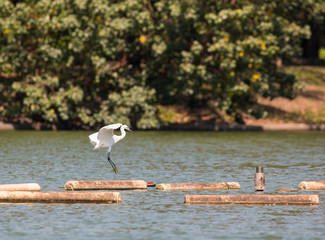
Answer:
[89,123,134,174]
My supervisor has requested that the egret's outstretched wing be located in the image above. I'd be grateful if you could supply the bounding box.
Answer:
[97,123,122,145]
[89,132,99,147]
[101,123,123,131]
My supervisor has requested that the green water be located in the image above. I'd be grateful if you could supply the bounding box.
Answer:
[0,130,324,239]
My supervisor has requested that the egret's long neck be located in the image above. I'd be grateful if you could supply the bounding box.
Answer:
[114,126,127,143]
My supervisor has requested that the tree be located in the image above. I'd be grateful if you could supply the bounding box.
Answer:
[0,0,318,128]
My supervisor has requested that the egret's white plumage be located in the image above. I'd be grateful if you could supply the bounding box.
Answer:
[89,123,134,173]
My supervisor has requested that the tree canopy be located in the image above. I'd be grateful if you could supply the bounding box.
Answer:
[0,0,324,129]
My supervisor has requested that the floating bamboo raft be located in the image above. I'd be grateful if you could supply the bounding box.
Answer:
[64,180,147,190]
[0,183,41,191]
[0,191,121,204]
[184,195,319,205]
[156,182,241,191]
[298,181,325,190]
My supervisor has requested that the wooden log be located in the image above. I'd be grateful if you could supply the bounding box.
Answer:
[0,191,121,204]
[276,187,297,192]
[298,181,325,190]
[156,182,240,191]
[0,183,41,191]
[64,180,147,190]
[184,195,319,205]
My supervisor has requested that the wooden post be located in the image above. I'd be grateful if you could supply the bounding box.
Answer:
[156,182,240,191]
[184,195,319,205]
[64,180,147,190]
[298,181,325,190]
[0,191,121,204]
[255,167,265,191]
[0,183,41,191]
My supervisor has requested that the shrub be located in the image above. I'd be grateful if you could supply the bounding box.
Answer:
[0,0,322,127]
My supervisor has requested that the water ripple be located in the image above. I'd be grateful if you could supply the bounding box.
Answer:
[0,130,324,239]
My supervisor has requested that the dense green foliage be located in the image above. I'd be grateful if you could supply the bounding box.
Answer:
[0,0,323,128]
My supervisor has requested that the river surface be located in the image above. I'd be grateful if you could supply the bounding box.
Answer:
[0,130,324,239]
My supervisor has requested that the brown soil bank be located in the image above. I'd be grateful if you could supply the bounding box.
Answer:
[160,65,325,130]
[1,120,325,131]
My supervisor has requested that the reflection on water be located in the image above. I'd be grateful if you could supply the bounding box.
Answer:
[0,130,324,239]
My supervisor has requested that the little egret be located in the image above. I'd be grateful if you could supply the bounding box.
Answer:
[89,123,134,174]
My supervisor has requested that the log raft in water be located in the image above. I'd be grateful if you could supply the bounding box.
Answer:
[156,182,240,191]
[0,183,41,191]
[184,195,319,205]
[298,181,325,190]
[64,180,147,190]
[0,191,121,204]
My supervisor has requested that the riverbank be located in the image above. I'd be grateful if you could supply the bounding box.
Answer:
[159,64,325,130]
[1,120,325,131]
[161,123,325,131]
[1,65,324,131]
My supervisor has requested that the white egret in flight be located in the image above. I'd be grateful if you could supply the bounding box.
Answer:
[89,123,134,174]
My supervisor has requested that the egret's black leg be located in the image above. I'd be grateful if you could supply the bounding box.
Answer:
[107,152,118,174]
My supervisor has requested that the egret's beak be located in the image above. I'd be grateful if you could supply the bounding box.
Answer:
[126,128,135,134]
